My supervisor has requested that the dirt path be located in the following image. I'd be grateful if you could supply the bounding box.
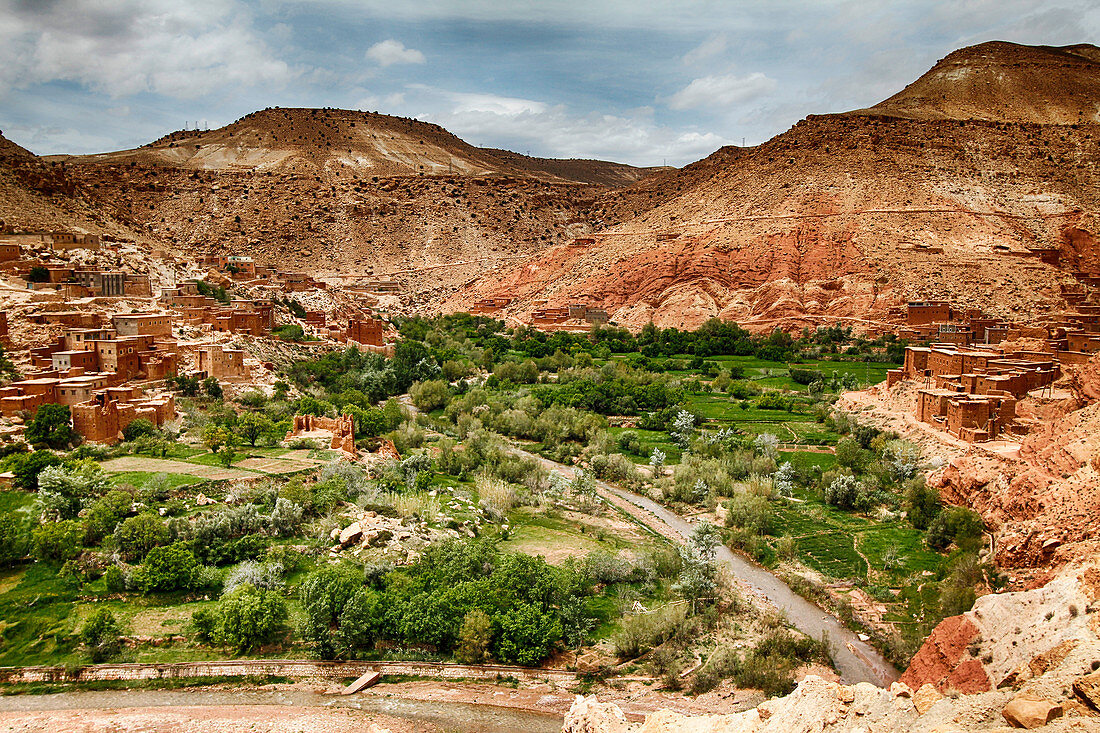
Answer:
[512,448,900,688]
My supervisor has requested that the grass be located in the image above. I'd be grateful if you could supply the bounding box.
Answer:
[108,471,206,490]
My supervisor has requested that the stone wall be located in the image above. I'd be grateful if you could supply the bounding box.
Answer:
[0,659,576,686]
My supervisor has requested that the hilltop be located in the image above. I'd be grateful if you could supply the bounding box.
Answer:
[49,107,655,186]
[446,41,1100,331]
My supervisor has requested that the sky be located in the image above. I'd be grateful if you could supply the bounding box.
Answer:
[1,0,1098,166]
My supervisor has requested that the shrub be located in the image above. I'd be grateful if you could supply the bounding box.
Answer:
[132,543,199,594]
[410,379,452,412]
[81,607,122,662]
[724,492,772,535]
[0,513,26,566]
[122,419,158,442]
[904,479,940,530]
[114,513,170,561]
[456,609,493,664]
[6,449,63,490]
[223,560,284,595]
[494,602,561,666]
[927,507,984,552]
[611,604,689,659]
[32,520,83,561]
[217,583,288,652]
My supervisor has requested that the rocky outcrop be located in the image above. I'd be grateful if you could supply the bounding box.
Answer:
[563,562,1100,732]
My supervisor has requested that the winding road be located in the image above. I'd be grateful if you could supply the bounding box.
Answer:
[513,448,900,687]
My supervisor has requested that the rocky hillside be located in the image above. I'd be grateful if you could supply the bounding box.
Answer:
[860,41,1100,124]
[445,41,1100,331]
[562,561,1100,732]
[50,108,655,185]
[29,108,659,294]
[0,131,146,239]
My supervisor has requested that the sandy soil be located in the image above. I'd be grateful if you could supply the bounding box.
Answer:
[0,704,433,733]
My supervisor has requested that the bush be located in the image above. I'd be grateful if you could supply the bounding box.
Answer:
[81,607,122,662]
[32,520,83,562]
[122,419,158,442]
[611,604,689,659]
[927,507,984,552]
[824,475,874,511]
[493,602,561,666]
[0,513,26,566]
[132,543,199,594]
[456,609,493,664]
[217,584,288,652]
[904,479,940,530]
[724,492,772,535]
[410,379,452,412]
[6,449,63,490]
[114,513,170,561]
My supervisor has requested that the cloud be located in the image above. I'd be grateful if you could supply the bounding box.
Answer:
[0,0,294,99]
[402,85,727,165]
[668,72,777,110]
[366,39,426,66]
[682,33,728,65]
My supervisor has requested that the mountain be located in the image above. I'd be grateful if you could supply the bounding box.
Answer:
[445,41,1100,331]
[857,41,1100,124]
[49,107,655,186]
[28,108,660,293]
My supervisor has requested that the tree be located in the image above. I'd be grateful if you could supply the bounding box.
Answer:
[114,513,169,561]
[24,404,75,449]
[299,566,375,658]
[27,265,49,283]
[456,609,493,664]
[203,377,223,399]
[649,447,666,478]
[122,419,158,442]
[904,480,941,530]
[559,595,596,661]
[927,507,985,552]
[675,520,721,610]
[835,437,863,470]
[236,412,273,447]
[670,409,695,449]
[132,543,198,594]
[202,425,233,453]
[753,432,780,460]
[494,603,562,666]
[36,461,110,521]
[81,607,122,662]
[217,583,288,652]
[410,379,452,411]
[774,461,795,498]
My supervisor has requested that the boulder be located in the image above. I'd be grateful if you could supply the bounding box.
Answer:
[339,522,362,546]
[1072,671,1100,711]
[1001,694,1063,728]
[561,695,629,733]
[914,683,945,715]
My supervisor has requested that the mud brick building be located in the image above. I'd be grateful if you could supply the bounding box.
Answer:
[906,301,953,326]
[470,297,512,314]
[71,389,176,444]
[49,232,100,251]
[72,270,125,296]
[0,243,20,261]
[890,345,1060,442]
[112,313,173,338]
[347,317,386,347]
[197,345,247,380]
[285,413,356,456]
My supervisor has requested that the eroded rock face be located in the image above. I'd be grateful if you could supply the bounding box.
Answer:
[563,562,1100,732]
